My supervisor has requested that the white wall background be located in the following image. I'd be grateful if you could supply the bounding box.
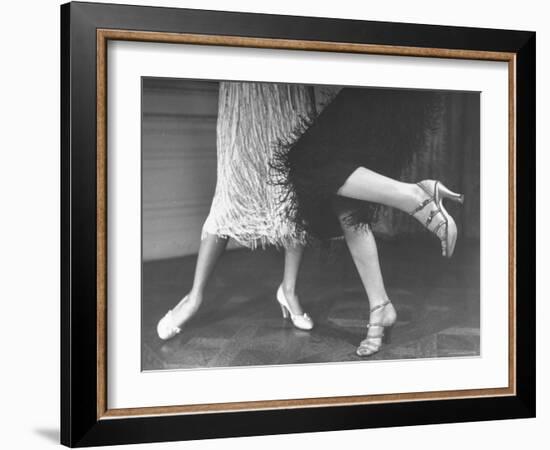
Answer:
[0,0,545,449]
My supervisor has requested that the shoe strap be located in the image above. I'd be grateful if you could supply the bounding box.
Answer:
[410,180,441,217]
[417,180,434,195]
[363,328,384,339]
[426,208,437,226]
[365,324,385,339]
[357,342,381,354]
[369,300,391,313]
[365,333,384,339]
[409,197,433,216]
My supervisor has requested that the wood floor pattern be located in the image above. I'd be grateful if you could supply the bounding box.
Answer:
[142,238,480,370]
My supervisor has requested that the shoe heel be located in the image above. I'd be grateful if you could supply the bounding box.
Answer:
[438,183,464,204]
[280,304,290,319]
[383,325,394,344]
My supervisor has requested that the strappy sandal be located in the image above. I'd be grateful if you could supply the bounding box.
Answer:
[356,300,396,357]
[409,179,464,258]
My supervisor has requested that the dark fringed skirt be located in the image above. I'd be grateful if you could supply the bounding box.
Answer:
[269,87,444,242]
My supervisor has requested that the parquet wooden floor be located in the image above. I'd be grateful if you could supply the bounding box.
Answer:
[142,238,480,370]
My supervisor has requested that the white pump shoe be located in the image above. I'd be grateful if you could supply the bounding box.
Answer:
[276,285,314,331]
[156,298,187,340]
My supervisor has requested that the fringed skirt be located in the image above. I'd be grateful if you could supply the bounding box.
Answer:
[270,87,444,242]
[201,81,318,249]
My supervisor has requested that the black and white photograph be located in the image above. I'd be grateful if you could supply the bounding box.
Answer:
[141,78,480,370]
[0,0,543,446]
[53,0,536,447]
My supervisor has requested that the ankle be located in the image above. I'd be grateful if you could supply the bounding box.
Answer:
[185,290,203,308]
[393,183,425,214]
[369,297,390,310]
[410,183,428,204]
[281,283,296,299]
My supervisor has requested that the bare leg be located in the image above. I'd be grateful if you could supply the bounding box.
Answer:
[281,244,305,315]
[170,232,229,326]
[337,167,426,213]
[337,166,463,258]
[342,226,390,307]
[166,234,307,331]
[338,214,396,354]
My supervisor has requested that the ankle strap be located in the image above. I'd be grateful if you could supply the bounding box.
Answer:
[369,300,391,313]
[409,197,433,216]
[417,180,438,196]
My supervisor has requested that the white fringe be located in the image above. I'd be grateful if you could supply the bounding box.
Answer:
[201,82,317,249]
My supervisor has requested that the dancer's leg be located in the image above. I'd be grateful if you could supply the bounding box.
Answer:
[281,244,305,315]
[170,232,229,325]
[337,212,396,355]
[340,221,396,319]
[336,166,463,258]
[336,167,425,213]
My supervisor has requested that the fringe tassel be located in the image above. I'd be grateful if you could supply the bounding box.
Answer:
[202,82,317,249]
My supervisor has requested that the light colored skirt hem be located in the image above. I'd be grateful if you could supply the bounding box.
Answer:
[201,219,308,250]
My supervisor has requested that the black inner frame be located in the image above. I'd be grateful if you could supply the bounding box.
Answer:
[61,1,536,447]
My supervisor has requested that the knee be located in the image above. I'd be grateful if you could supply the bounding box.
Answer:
[337,212,372,235]
[336,209,354,225]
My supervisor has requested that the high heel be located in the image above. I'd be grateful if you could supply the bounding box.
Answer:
[409,179,464,258]
[280,303,290,319]
[438,182,465,204]
[356,300,396,357]
[276,285,314,330]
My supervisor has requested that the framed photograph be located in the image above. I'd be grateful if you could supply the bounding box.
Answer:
[60,1,535,447]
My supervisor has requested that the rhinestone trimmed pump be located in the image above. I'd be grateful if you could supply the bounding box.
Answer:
[356,300,396,357]
[276,285,314,331]
[409,179,464,258]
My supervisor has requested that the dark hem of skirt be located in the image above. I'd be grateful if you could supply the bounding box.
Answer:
[268,87,444,243]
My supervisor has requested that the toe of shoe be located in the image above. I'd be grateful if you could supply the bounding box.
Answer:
[295,317,314,330]
[157,315,172,340]
[156,322,168,340]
